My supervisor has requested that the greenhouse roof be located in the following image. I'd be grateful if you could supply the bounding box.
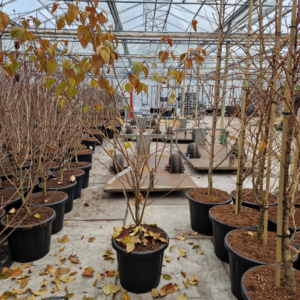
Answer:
[0,0,294,71]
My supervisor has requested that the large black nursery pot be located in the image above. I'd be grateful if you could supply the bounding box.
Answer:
[230,191,278,211]
[209,210,257,263]
[0,207,56,262]
[224,229,299,300]
[71,162,92,189]
[0,191,22,212]
[186,190,231,235]
[82,139,97,152]
[39,181,77,213]
[72,150,93,164]
[112,227,169,293]
[93,131,103,146]
[28,192,68,234]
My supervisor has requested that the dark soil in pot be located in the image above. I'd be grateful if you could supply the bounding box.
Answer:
[242,265,300,300]
[27,191,68,234]
[39,178,76,213]
[1,178,40,195]
[268,205,300,233]
[0,190,21,212]
[231,188,278,210]
[52,169,84,199]
[72,149,93,164]
[0,207,56,262]
[225,228,299,300]
[112,224,169,293]
[69,162,92,189]
[209,204,259,262]
[186,188,231,235]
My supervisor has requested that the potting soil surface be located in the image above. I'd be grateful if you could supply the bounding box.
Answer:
[231,188,277,204]
[47,178,76,188]
[210,204,260,227]
[78,149,93,154]
[4,207,54,226]
[69,162,91,168]
[53,169,85,178]
[0,190,20,202]
[243,265,300,300]
[188,188,230,203]
[268,205,300,228]
[28,191,66,205]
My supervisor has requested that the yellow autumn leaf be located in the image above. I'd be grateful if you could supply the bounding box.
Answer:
[34,214,40,218]
[125,141,132,149]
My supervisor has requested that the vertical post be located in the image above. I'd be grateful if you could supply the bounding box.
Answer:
[182,77,186,117]
[208,0,223,195]
[264,0,282,245]
[220,42,230,129]
[129,86,134,118]
[276,0,297,287]
[196,64,200,125]
[235,0,254,213]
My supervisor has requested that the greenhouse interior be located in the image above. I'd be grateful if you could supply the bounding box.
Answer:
[0,0,300,299]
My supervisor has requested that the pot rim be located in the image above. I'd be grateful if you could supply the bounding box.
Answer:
[112,226,169,256]
[1,179,40,190]
[225,229,298,265]
[186,189,231,206]
[268,217,300,231]
[0,209,6,219]
[27,191,68,207]
[52,169,85,178]
[230,191,278,207]
[38,180,77,191]
[0,207,56,230]
[209,209,258,230]
[77,150,93,155]
[70,163,92,171]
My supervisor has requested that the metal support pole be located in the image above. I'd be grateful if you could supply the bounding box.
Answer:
[196,63,200,125]
[220,42,230,129]
[182,77,186,117]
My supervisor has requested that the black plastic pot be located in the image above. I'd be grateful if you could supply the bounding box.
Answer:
[72,151,93,164]
[230,191,278,211]
[0,208,56,262]
[186,191,231,235]
[1,196,22,212]
[71,163,92,189]
[104,126,121,139]
[39,181,77,213]
[82,139,97,152]
[0,173,12,181]
[93,132,103,146]
[112,227,169,293]
[225,230,299,300]
[268,217,300,234]
[28,192,68,234]
[209,210,257,263]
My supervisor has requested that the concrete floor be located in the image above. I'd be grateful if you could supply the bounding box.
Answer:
[0,116,279,300]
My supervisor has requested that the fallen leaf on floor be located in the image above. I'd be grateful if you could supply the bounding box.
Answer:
[146,211,151,215]
[93,279,97,286]
[161,283,176,294]
[59,247,65,252]
[192,245,200,249]
[103,249,114,257]
[82,267,94,277]
[60,276,75,283]
[59,235,69,243]
[121,287,127,293]
[12,288,25,295]
[181,270,186,278]
[151,288,159,298]
[103,282,119,295]
[81,235,84,239]
[178,293,188,300]
[20,263,32,270]
[169,245,174,252]
[71,258,80,264]
[31,289,47,296]
[162,274,172,280]
[64,221,68,225]
[11,269,22,277]
[83,202,90,207]
[107,270,115,277]
[16,278,29,289]
[184,241,193,245]
[187,274,198,285]
[176,236,185,241]
[165,255,171,263]
[180,233,184,236]
[190,231,198,235]
[122,292,130,300]
[50,253,57,257]
[178,248,186,257]
[97,273,105,279]
[99,226,102,229]
[174,284,180,291]
[88,237,96,242]
[82,296,93,300]
[40,279,48,287]
[183,281,188,288]
[196,251,203,255]
[51,288,56,293]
